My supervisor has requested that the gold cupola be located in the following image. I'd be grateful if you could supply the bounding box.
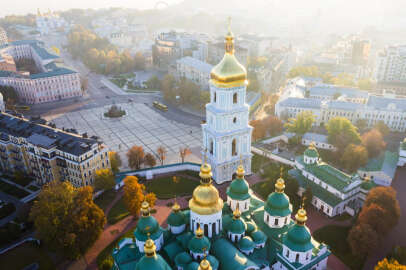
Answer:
[275,167,285,193]
[144,234,157,257]
[210,17,247,89]
[295,208,308,226]
[189,156,224,215]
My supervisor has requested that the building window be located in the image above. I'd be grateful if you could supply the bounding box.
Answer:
[232,139,237,156]
[233,117,237,124]
[296,253,299,262]
[209,139,214,155]
[214,92,216,103]
[233,93,238,104]
[286,249,289,257]
[275,218,279,226]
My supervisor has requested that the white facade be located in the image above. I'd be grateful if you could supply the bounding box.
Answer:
[202,84,253,184]
[36,10,67,35]
[0,27,8,46]
[190,210,222,238]
[168,224,186,235]
[176,56,212,89]
[264,212,291,229]
[135,234,164,253]
[226,197,250,213]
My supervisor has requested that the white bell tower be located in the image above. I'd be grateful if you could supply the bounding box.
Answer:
[202,19,252,184]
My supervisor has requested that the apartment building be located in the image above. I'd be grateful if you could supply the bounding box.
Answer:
[0,27,8,46]
[0,112,109,187]
[375,45,406,83]
[176,56,212,89]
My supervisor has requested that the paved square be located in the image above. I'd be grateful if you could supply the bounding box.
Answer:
[47,103,203,168]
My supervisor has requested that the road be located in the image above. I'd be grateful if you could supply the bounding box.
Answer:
[24,33,203,128]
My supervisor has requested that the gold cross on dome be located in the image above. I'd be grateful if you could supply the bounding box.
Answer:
[227,17,232,32]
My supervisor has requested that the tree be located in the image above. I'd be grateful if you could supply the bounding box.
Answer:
[123,176,145,217]
[358,203,392,235]
[331,73,355,86]
[358,79,375,91]
[263,116,283,136]
[144,192,157,208]
[285,111,315,135]
[134,52,145,70]
[156,145,167,166]
[303,186,313,209]
[109,151,122,174]
[127,146,145,170]
[340,144,368,173]
[29,182,105,259]
[374,121,390,137]
[374,258,406,270]
[326,117,361,150]
[364,187,400,230]
[80,76,88,93]
[144,153,157,168]
[179,147,192,163]
[347,223,379,258]
[250,119,266,141]
[362,129,386,158]
[355,119,368,132]
[287,66,320,78]
[94,169,115,191]
[145,75,161,89]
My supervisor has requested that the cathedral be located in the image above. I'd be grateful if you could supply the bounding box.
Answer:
[111,160,331,270]
[111,25,331,270]
[202,21,252,184]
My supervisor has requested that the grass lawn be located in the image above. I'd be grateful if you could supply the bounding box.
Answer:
[251,154,269,173]
[313,225,364,270]
[145,176,199,199]
[96,224,136,269]
[107,197,129,225]
[0,241,56,270]
[95,189,117,211]
[0,180,30,198]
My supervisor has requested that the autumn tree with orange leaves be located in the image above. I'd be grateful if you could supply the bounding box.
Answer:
[123,175,156,217]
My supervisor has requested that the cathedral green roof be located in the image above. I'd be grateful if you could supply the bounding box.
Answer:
[167,211,186,227]
[174,251,192,267]
[229,217,247,234]
[265,192,292,217]
[238,236,255,251]
[134,215,161,241]
[251,230,267,244]
[283,224,314,252]
[212,238,258,270]
[227,178,250,200]
[185,262,199,270]
[206,255,219,270]
[188,235,211,253]
[135,254,172,270]
[304,147,318,158]
[245,220,257,234]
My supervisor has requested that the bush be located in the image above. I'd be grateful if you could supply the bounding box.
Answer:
[104,105,126,118]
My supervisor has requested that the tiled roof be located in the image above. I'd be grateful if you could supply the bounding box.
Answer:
[360,151,398,178]
[367,95,406,112]
[302,133,328,143]
[278,97,322,109]
[309,85,368,99]
[177,56,213,73]
[325,100,363,111]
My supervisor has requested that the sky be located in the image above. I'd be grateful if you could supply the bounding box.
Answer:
[0,0,183,17]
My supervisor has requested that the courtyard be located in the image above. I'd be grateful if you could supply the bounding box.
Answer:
[46,103,203,168]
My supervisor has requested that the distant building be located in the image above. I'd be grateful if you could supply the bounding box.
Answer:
[0,112,109,187]
[0,40,81,104]
[376,81,406,96]
[176,56,212,89]
[0,27,8,46]
[375,45,406,83]
[301,133,337,151]
[109,32,132,48]
[0,52,17,72]
[36,9,67,35]
[352,39,370,65]
[208,41,248,67]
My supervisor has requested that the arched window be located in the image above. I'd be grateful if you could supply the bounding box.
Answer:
[233,93,237,104]
[286,249,289,257]
[232,139,237,156]
[233,117,237,124]
[296,253,300,262]
[209,139,214,155]
[214,91,217,103]
[275,218,279,226]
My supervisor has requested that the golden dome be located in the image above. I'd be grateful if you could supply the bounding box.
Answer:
[210,18,247,89]
[275,167,285,192]
[233,205,241,219]
[141,201,150,216]
[172,200,181,212]
[189,161,223,215]
[144,234,156,257]
[198,258,212,270]
[295,208,308,225]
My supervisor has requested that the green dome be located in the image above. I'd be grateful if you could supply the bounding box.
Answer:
[167,211,185,227]
[245,221,257,234]
[238,236,255,251]
[361,180,376,190]
[134,215,161,241]
[251,230,267,244]
[265,192,292,217]
[185,262,199,270]
[304,147,319,158]
[226,178,250,201]
[188,235,211,253]
[174,252,192,267]
[206,255,219,270]
[229,217,247,234]
[135,254,172,270]
[284,224,314,252]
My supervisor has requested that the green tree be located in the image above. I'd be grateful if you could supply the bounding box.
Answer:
[145,75,161,89]
[109,151,122,174]
[303,187,313,209]
[29,182,105,259]
[287,66,320,78]
[340,144,368,173]
[94,168,115,191]
[355,119,368,132]
[285,111,315,135]
[326,117,361,150]
[361,129,386,158]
